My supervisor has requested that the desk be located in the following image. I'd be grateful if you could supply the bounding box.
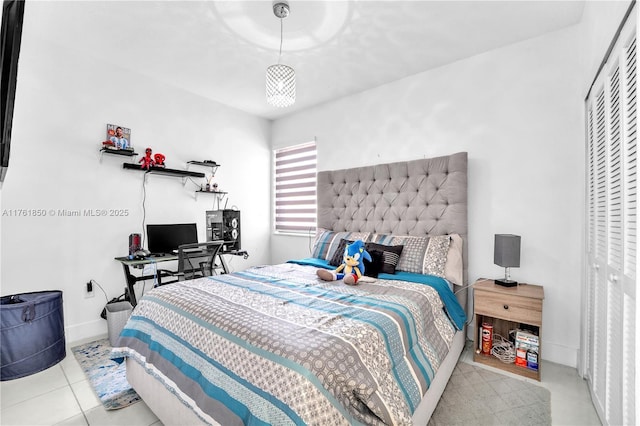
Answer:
[115,243,229,306]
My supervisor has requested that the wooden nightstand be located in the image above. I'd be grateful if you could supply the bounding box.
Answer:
[473,279,544,380]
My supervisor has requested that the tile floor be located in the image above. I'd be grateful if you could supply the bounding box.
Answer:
[0,337,601,426]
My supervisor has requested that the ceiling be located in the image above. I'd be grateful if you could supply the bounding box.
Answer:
[31,1,586,120]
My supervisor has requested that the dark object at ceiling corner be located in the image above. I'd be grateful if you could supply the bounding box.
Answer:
[1,0,26,182]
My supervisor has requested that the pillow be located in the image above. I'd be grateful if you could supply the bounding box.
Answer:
[444,234,464,286]
[369,234,451,277]
[312,229,370,261]
[329,239,384,277]
[363,249,384,278]
[328,238,354,267]
[364,242,404,274]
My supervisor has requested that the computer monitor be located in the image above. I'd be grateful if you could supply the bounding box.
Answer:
[147,223,198,255]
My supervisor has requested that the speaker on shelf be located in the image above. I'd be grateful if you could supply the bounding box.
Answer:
[206,209,241,253]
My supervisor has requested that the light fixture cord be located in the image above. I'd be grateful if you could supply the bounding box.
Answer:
[278,17,283,64]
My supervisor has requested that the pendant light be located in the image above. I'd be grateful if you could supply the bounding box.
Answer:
[266,2,295,107]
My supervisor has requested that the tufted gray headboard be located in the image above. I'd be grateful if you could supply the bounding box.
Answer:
[317,152,468,312]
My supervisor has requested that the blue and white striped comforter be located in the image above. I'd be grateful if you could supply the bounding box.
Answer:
[112,263,463,425]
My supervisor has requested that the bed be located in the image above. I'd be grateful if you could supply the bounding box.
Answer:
[113,151,469,425]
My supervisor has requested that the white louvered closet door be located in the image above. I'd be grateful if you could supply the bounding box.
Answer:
[584,7,637,426]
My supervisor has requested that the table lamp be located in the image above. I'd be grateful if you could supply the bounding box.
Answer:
[494,234,521,287]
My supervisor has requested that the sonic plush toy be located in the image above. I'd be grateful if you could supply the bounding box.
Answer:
[317,240,371,285]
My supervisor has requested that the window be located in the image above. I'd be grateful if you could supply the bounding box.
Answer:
[273,141,317,234]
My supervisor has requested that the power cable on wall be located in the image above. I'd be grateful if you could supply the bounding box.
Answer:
[141,172,148,247]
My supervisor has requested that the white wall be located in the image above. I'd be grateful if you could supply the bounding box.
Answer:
[0,3,272,343]
[271,24,585,366]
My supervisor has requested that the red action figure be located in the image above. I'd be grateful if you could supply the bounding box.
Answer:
[139,147,155,169]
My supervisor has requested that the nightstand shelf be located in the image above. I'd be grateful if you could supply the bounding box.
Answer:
[473,279,544,381]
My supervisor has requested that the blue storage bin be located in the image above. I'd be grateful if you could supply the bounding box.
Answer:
[1,291,65,381]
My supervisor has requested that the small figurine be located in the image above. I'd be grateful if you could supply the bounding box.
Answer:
[154,153,166,168]
[139,147,155,169]
[208,176,218,192]
[102,140,117,150]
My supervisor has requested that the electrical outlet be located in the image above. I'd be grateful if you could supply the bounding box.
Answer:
[85,281,95,298]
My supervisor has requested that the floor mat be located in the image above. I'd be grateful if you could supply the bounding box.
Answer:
[71,338,140,410]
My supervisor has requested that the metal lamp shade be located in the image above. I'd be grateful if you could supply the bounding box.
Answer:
[494,234,521,268]
[266,64,296,108]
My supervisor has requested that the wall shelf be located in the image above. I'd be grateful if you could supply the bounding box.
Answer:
[187,160,221,168]
[187,160,220,176]
[196,190,228,195]
[122,162,205,178]
[101,147,138,157]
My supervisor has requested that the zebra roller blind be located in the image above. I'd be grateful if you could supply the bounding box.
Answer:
[273,141,317,234]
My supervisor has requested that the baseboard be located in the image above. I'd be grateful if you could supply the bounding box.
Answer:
[66,318,107,346]
[542,340,578,368]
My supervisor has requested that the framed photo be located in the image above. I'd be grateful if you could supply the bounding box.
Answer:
[105,124,132,151]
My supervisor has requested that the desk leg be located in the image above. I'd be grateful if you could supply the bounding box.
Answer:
[217,254,230,274]
[120,263,138,307]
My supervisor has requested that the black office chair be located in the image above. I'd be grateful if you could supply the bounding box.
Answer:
[158,241,225,285]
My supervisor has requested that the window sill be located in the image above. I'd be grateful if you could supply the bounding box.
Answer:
[273,231,316,238]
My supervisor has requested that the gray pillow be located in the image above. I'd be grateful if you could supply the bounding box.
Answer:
[311,228,371,261]
[369,234,451,277]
